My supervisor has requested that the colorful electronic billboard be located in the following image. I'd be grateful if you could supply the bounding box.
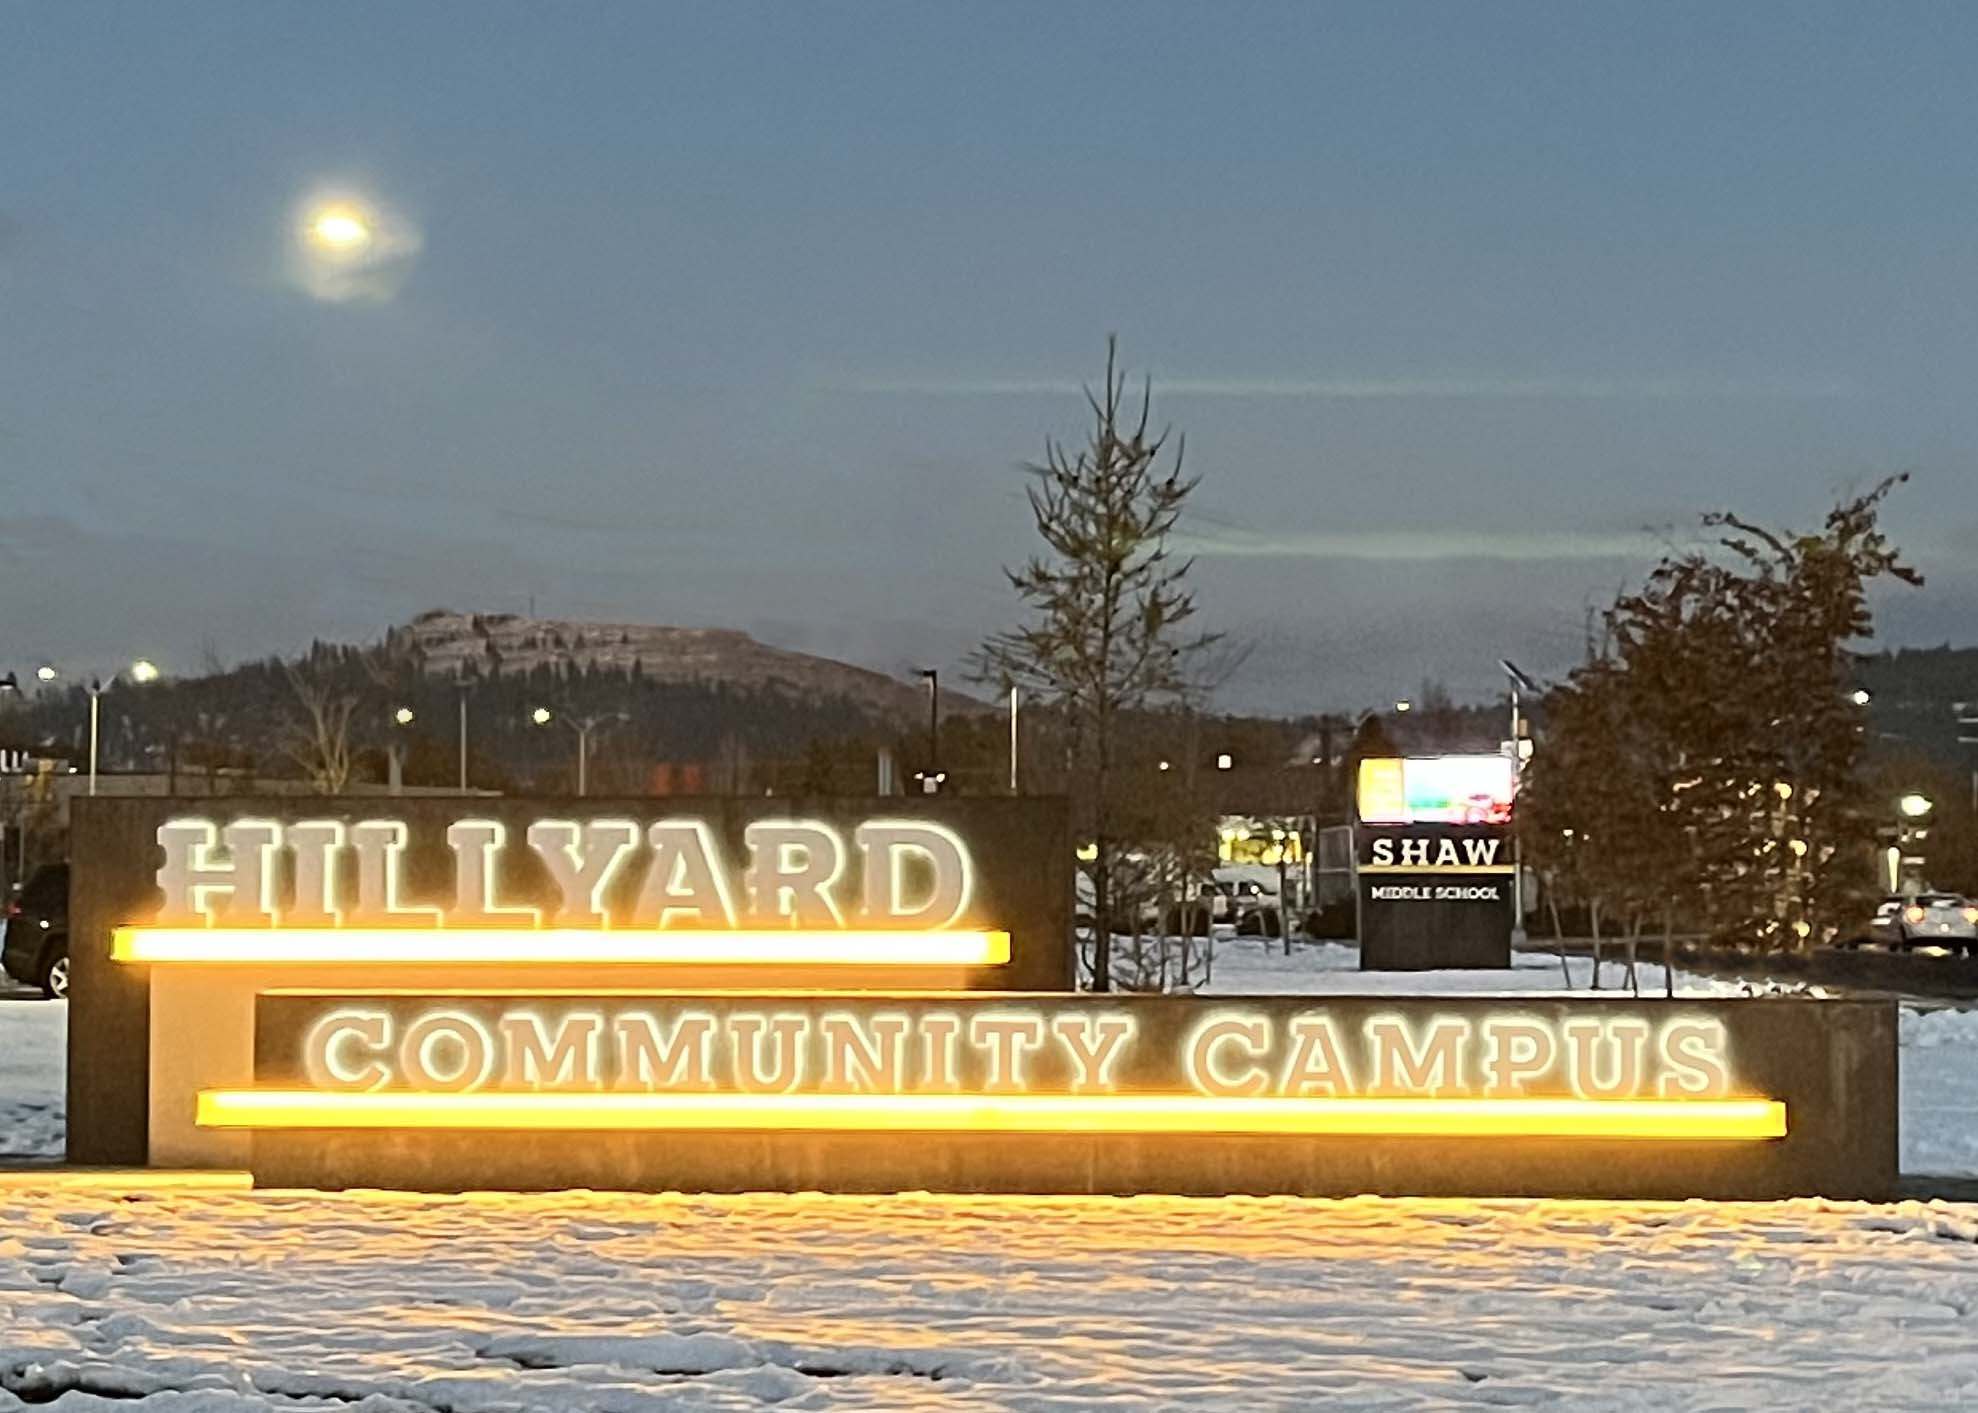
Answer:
[1357,754,1516,826]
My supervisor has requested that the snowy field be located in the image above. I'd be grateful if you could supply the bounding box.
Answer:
[4,952,1978,1409]
[3,1186,1978,1409]
[1197,935,1755,998]
[0,1001,63,1163]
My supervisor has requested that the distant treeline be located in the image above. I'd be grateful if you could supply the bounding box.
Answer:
[6,644,893,794]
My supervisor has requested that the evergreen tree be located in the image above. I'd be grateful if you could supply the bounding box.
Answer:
[974,338,1218,990]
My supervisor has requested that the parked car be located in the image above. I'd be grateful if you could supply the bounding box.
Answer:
[1867,893,1978,953]
[1,863,69,999]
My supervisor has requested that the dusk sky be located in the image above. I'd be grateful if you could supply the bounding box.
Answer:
[5,2,1976,711]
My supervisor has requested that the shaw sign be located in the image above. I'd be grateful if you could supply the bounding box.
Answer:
[67,797,1898,1200]
[1357,823,1515,970]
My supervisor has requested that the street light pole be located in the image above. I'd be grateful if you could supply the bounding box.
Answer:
[1499,660,1541,948]
[531,708,623,797]
[457,684,470,793]
[1009,686,1019,794]
[389,706,415,796]
[88,682,101,796]
[918,668,940,792]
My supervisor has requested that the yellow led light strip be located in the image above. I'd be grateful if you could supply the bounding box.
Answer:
[196,1090,1787,1141]
[113,927,1010,968]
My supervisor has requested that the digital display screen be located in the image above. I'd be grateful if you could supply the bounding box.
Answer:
[1358,755,1515,825]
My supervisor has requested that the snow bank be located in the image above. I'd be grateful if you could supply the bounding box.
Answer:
[0,1000,63,1162]
[1196,935,1776,998]
[3,1187,1978,1409]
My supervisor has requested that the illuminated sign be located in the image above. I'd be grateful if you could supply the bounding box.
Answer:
[1363,835,1508,873]
[1359,756,1515,826]
[67,796,1898,1199]
[209,994,1784,1143]
[116,815,1008,967]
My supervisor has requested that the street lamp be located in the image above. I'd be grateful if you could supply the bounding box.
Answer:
[454,680,474,793]
[387,707,416,795]
[530,708,624,797]
[1216,753,1233,771]
[86,678,105,795]
[1393,699,1412,714]
[1500,659,1543,946]
[35,666,56,683]
[1849,689,1873,707]
[1900,793,1933,819]
[917,669,940,791]
[81,660,159,796]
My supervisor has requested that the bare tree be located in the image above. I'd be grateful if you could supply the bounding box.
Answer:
[280,644,401,795]
[975,337,1219,991]
[282,659,359,795]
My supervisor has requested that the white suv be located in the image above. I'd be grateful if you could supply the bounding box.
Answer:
[1869,894,1978,953]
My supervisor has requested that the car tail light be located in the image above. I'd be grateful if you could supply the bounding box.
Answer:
[1906,905,1926,924]
[3,899,17,918]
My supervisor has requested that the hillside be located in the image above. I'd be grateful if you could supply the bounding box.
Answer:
[5,614,986,797]
[393,610,977,718]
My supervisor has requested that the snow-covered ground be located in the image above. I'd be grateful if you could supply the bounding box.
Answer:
[1904,1008,1978,1180]
[1198,935,1761,997]
[3,1186,1978,1409]
[0,1001,63,1163]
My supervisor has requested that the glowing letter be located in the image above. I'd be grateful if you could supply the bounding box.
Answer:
[920,1013,962,1092]
[1462,838,1503,867]
[854,822,970,928]
[1482,1017,1558,1096]
[348,820,441,925]
[445,821,539,927]
[499,1011,603,1090]
[1280,1015,1355,1096]
[730,1014,810,1093]
[970,1013,1045,1093]
[1366,1016,1470,1096]
[820,1013,911,1092]
[526,820,638,926]
[399,1012,495,1093]
[1050,1014,1136,1093]
[612,1011,714,1090]
[1370,838,1395,867]
[302,1008,392,1091]
[154,818,283,926]
[1399,839,1431,868]
[1657,1018,1731,1098]
[744,822,844,927]
[286,820,346,926]
[1186,1015,1272,1097]
[633,821,739,928]
[1564,1018,1652,1099]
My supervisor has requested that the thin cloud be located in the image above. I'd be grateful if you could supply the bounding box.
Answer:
[825,373,1856,400]
[1175,522,1658,563]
